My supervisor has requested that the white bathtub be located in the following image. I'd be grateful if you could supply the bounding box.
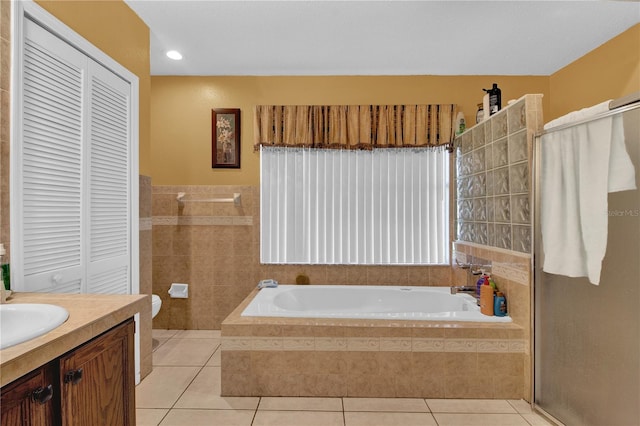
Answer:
[241,285,512,322]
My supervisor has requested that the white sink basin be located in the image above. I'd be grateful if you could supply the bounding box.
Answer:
[0,304,69,350]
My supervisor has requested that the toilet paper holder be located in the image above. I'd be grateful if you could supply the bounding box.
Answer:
[168,283,188,298]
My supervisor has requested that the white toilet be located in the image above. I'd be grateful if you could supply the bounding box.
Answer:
[151,294,162,318]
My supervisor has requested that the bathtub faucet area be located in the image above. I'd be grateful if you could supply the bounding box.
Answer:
[450,285,476,295]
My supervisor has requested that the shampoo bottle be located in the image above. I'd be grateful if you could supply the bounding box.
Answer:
[494,292,507,316]
[480,281,495,316]
[484,83,502,115]
[475,272,488,304]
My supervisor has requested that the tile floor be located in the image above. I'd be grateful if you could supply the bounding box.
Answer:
[136,330,552,426]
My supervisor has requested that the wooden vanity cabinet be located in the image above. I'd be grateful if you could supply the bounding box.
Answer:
[0,318,135,426]
[59,318,135,426]
[0,362,58,426]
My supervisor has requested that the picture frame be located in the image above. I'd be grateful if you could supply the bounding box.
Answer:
[212,108,241,168]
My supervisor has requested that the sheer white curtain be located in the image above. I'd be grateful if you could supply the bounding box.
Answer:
[260,147,449,265]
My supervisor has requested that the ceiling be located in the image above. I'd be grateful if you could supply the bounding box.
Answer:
[124,1,640,76]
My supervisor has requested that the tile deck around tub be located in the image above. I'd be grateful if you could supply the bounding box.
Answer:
[137,329,552,425]
[220,289,527,399]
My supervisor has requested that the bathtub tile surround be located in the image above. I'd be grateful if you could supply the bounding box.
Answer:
[453,242,532,401]
[455,94,543,253]
[221,290,526,399]
[151,185,453,329]
[453,94,540,402]
[139,330,551,426]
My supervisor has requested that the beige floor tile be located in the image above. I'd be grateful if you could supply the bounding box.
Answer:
[508,399,533,413]
[522,412,554,425]
[152,329,179,339]
[343,398,429,413]
[433,413,529,426]
[174,367,259,410]
[173,329,221,339]
[345,411,437,426]
[153,338,220,366]
[136,409,169,426]
[259,397,343,411]
[152,337,171,353]
[206,346,221,367]
[426,399,517,413]
[252,410,344,426]
[136,366,201,408]
[158,409,255,426]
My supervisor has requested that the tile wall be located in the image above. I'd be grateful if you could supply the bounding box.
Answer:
[455,95,543,252]
[139,175,153,379]
[452,94,543,401]
[151,185,454,330]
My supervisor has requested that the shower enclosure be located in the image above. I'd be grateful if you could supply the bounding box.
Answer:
[533,97,640,425]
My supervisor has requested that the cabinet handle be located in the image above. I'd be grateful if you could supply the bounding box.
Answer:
[31,384,54,405]
[63,368,83,385]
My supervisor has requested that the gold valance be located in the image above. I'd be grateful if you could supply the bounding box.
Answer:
[254,104,457,151]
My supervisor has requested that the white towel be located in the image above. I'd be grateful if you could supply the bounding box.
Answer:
[541,101,636,285]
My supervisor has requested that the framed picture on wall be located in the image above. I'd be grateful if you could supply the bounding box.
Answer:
[212,108,241,168]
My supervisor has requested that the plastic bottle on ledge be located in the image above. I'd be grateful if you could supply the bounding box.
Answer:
[494,292,507,316]
[482,92,490,121]
[455,112,466,135]
[484,83,502,115]
[475,103,484,124]
[475,271,488,304]
[480,281,495,316]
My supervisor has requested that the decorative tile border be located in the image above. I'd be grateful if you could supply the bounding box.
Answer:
[222,336,525,353]
[139,217,152,231]
[152,216,178,226]
[152,216,253,226]
[492,262,530,286]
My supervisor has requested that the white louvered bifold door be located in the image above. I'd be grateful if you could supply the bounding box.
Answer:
[16,17,132,295]
[19,18,86,293]
[86,62,131,294]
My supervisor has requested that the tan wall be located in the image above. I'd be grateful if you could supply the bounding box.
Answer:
[150,76,549,186]
[1,0,11,251]
[549,24,640,120]
[35,0,151,175]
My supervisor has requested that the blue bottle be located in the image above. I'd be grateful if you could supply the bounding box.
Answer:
[494,292,507,316]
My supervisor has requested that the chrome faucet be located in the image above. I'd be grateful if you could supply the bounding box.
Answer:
[450,285,476,295]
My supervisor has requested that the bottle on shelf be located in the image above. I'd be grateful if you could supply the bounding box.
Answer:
[494,292,507,316]
[483,83,502,115]
[475,103,484,124]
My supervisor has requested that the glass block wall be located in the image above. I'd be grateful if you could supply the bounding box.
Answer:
[454,94,543,253]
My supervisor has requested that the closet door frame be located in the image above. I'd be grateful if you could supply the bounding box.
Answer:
[11,0,141,382]
[11,0,139,295]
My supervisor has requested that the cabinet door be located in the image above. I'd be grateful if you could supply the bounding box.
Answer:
[0,363,57,426]
[59,319,135,426]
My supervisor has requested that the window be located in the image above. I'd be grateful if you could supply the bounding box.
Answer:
[260,147,449,264]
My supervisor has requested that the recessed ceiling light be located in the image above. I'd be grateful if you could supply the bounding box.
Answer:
[166,50,183,60]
